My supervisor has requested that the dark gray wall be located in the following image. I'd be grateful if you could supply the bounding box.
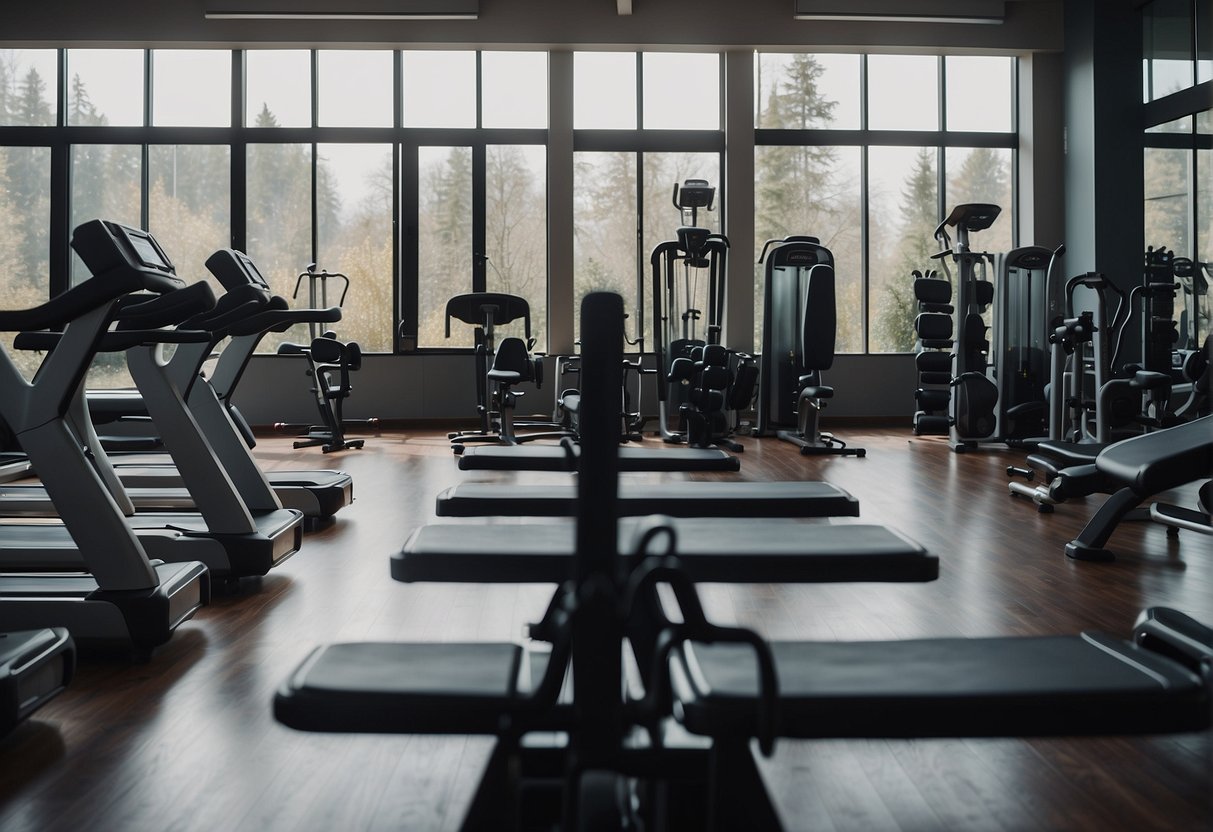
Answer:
[1063,0,1144,285]
[1,1,1062,51]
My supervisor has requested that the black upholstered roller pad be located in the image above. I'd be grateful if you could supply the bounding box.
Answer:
[393,522,933,584]
[1096,415,1213,495]
[434,482,859,518]
[275,641,549,734]
[457,444,741,473]
[670,634,1209,739]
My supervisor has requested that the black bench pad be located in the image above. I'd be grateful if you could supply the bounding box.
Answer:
[670,634,1208,739]
[435,482,859,518]
[393,522,933,584]
[1096,415,1213,494]
[275,642,552,734]
[457,444,741,473]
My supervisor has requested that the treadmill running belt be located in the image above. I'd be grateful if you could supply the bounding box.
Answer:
[435,481,859,518]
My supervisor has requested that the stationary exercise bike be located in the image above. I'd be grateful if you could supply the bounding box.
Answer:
[446,292,569,448]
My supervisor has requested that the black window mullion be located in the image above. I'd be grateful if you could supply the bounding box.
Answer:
[860,145,870,353]
[310,51,319,263]
[231,50,246,251]
[311,143,318,263]
[400,143,420,351]
[472,143,487,292]
[50,142,70,295]
[141,49,151,230]
[635,149,645,327]
[393,51,404,351]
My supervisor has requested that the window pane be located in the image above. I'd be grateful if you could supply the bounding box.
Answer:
[482,52,547,129]
[316,144,394,353]
[246,50,311,128]
[574,53,636,130]
[67,49,144,126]
[867,55,938,131]
[868,146,939,353]
[404,51,475,128]
[642,53,718,130]
[1144,147,1191,255]
[1147,114,1193,134]
[945,56,1013,132]
[755,53,860,130]
[152,50,231,127]
[945,147,1013,255]
[1143,0,1194,100]
[247,143,313,353]
[318,50,392,128]
[486,145,547,351]
[641,153,721,352]
[1201,0,1213,83]
[148,145,231,295]
[418,146,473,348]
[573,152,636,343]
[70,145,142,284]
[754,145,862,353]
[0,49,57,126]
[0,146,51,379]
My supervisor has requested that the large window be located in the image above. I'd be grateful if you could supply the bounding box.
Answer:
[1141,0,1211,330]
[572,52,723,346]
[755,53,1017,353]
[1,45,1023,367]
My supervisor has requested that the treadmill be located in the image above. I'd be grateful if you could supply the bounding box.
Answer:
[0,219,210,655]
[0,253,306,580]
[87,249,355,522]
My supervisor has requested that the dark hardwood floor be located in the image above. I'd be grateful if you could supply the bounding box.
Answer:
[0,427,1210,831]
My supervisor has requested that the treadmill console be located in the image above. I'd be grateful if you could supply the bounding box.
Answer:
[71,220,186,294]
[205,249,272,293]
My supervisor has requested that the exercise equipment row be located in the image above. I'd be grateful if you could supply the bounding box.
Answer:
[275,291,1212,830]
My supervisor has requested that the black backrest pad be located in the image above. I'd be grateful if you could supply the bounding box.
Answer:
[493,337,533,378]
[802,264,836,372]
[1096,414,1213,494]
[914,277,952,305]
[445,292,531,329]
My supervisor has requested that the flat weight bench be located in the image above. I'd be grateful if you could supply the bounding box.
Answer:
[277,526,935,735]
[435,481,859,518]
[1065,414,1213,561]
[670,608,1212,741]
[456,444,740,473]
[394,521,934,584]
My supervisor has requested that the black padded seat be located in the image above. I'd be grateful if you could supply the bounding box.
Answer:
[1066,416,1213,560]
[670,633,1209,740]
[1030,439,1111,470]
[275,642,553,734]
[457,444,740,473]
[434,481,860,518]
[393,522,934,584]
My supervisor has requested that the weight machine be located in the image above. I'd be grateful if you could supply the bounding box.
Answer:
[650,179,752,450]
